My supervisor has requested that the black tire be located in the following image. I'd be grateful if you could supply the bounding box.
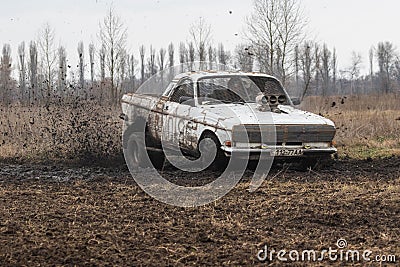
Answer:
[126,133,148,169]
[198,133,228,171]
[126,132,166,170]
[147,151,166,170]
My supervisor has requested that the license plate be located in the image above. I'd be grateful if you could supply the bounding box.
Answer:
[271,149,303,157]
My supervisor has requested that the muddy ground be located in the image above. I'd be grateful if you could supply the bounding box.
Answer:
[0,158,399,266]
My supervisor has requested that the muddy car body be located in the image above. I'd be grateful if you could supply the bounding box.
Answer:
[121,71,337,169]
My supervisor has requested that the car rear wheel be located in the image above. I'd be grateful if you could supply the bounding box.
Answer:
[126,132,165,170]
[126,133,146,169]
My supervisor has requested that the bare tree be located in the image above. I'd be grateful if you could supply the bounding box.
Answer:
[99,6,128,104]
[294,44,299,90]
[314,43,320,93]
[234,44,254,72]
[320,44,331,96]
[179,42,186,72]
[246,0,277,74]
[158,48,167,87]
[376,41,396,93]
[188,42,195,70]
[99,45,106,102]
[89,43,95,86]
[189,17,212,64]
[57,46,67,94]
[254,43,270,73]
[78,41,85,90]
[298,41,316,101]
[119,48,127,94]
[127,54,137,91]
[369,46,374,93]
[218,43,227,69]
[99,45,106,83]
[246,0,308,84]
[168,43,175,80]
[38,23,57,99]
[158,48,166,73]
[369,47,374,79]
[0,44,12,104]
[18,42,26,100]
[168,43,174,68]
[275,46,283,77]
[350,52,363,79]
[348,51,363,94]
[28,41,38,102]
[393,56,400,89]
[332,48,337,93]
[148,46,156,76]
[208,45,216,70]
[139,45,145,84]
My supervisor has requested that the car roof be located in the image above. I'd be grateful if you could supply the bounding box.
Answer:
[172,71,278,82]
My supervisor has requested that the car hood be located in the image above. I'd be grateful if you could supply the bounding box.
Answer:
[200,103,335,128]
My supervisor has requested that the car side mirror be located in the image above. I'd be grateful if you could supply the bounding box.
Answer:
[291,97,301,106]
[179,96,195,107]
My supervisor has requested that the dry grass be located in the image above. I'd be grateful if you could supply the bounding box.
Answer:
[301,94,400,159]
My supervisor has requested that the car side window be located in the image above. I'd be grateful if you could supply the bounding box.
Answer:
[163,82,177,96]
[170,79,194,103]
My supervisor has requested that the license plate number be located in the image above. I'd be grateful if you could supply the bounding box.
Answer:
[271,149,303,157]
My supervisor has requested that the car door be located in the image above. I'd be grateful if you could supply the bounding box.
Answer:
[163,78,196,151]
[147,82,176,143]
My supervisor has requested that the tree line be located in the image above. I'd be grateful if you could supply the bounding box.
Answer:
[1,0,400,106]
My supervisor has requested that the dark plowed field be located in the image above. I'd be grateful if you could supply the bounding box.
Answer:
[0,158,399,266]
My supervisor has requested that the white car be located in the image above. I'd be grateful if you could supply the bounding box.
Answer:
[121,71,337,170]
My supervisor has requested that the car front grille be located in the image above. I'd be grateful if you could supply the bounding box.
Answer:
[232,124,336,144]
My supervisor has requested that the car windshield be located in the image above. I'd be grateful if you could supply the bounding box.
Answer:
[197,75,287,105]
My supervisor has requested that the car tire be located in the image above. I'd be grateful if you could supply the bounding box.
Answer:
[147,151,166,170]
[198,134,228,171]
[126,133,148,169]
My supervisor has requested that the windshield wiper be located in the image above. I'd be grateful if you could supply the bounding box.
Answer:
[231,101,246,105]
[202,100,246,105]
[202,100,224,105]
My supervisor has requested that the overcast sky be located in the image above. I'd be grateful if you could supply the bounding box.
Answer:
[1,0,399,74]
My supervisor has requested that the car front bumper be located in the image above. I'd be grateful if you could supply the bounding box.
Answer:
[221,146,337,159]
